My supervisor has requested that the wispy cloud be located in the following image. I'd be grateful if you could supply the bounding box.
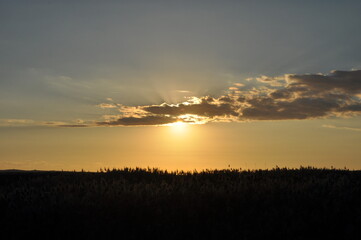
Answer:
[176,90,191,93]
[0,119,35,127]
[0,119,92,128]
[322,124,361,132]
[56,124,89,128]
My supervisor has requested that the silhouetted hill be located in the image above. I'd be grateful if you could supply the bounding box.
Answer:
[1,167,360,239]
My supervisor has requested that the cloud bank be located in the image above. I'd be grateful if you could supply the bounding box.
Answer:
[2,70,359,128]
[96,70,361,126]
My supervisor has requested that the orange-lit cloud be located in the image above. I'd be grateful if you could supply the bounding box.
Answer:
[97,103,118,109]
[96,70,361,126]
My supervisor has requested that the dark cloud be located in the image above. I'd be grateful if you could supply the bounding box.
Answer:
[57,124,89,128]
[238,70,361,121]
[269,89,294,99]
[219,96,233,103]
[339,104,361,112]
[287,70,361,94]
[97,116,178,126]
[95,70,361,126]
[241,97,340,120]
[204,96,215,102]
[237,96,247,102]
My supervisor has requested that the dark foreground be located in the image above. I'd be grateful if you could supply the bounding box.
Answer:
[1,167,361,239]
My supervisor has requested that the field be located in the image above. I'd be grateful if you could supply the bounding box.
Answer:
[1,167,361,239]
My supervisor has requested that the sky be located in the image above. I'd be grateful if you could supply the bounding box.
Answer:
[1,1,361,171]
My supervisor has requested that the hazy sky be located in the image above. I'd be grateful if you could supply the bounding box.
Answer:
[1,1,361,171]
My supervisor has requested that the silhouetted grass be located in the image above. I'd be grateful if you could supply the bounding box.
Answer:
[1,167,361,239]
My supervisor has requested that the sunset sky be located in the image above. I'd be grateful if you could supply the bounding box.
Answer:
[1,1,361,171]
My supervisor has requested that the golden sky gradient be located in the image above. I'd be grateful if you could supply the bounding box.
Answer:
[1,1,361,171]
[1,118,360,171]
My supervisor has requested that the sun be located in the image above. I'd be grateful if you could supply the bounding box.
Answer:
[168,121,187,133]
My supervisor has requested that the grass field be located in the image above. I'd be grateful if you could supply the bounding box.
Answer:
[1,167,361,239]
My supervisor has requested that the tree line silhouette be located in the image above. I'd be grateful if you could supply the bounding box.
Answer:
[1,167,361,239]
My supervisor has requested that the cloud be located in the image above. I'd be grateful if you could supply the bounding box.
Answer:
[255,75,286,86]
[90,70,361,126]
[97,116,179,126]
[3,70,361,128]
[0,119,91,128]
[286,70,361,94]
[95,95,239,126]
[0,119,35,127]
[176,90,191,93]
[239,70,361,121]
[240,97,340,120]
[97,103,117,109]
[56,124,89,128]
[322,124,361,132]
[143,98,238,118]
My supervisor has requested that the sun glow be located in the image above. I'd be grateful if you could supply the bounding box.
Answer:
[169,121,187,132]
